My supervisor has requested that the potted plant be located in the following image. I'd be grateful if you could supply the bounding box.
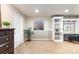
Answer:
[2,21,10,28]
[24,27,34,41]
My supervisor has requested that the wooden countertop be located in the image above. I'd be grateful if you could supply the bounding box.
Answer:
[0,28,15,30]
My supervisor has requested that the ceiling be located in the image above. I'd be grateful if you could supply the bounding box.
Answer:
[12,4,79,17]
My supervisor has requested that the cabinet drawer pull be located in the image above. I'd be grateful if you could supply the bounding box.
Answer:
[10,32,12,34]
[6,45,8,47]
[6,38,8,40]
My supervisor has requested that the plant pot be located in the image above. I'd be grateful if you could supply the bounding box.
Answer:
[28,38,31,41]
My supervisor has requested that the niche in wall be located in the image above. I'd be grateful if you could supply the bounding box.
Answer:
[64,23,71,31]
[63,20,75,33]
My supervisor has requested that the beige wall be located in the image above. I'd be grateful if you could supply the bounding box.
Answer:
[0,5,2,27]
[24,16,52,40]
[1,4,26,28]
[1,4,14,27]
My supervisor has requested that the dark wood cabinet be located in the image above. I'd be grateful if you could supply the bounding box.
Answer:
[0,29,14,54]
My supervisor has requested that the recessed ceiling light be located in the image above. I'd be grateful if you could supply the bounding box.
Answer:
[35,9,39,13]
[65,9,69,13]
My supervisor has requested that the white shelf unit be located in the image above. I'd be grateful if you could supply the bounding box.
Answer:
[52,16,63,42]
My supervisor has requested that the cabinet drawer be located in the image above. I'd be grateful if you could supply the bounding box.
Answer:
[0,36,13,45]
[6,30,14,35]
[0,30,5,37]
[7,35,14,41]
[2,47,14,54]
[0,42,14,53]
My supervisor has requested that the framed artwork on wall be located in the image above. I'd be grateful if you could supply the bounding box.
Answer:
[64,24,71,31]
[63,23,75,32]
[33,18,44,30]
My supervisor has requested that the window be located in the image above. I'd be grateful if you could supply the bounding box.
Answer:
[34,18,44,30]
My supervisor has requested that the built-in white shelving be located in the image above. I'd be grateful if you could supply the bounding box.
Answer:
[52,16,63,42]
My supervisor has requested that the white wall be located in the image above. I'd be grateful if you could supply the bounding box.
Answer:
[13,10,24,48]
[1,4,24,48]
[24,16,52,40]
[75,20,79,33]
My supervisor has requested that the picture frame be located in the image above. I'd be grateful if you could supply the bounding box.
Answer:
[64,24,71,31]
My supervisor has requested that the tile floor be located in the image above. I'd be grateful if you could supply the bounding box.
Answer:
[15,40,79,54]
